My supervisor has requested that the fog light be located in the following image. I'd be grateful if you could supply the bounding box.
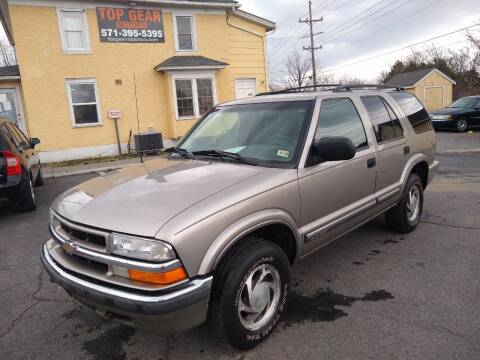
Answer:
[128,267,187,285]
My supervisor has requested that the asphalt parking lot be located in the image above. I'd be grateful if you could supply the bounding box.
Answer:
[1,133,479,360]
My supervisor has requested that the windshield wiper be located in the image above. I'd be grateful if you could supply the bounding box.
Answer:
[192,149,258,166]
[165,147,195,159]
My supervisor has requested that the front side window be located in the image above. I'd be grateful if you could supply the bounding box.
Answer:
[178,101,315,168]
[58,9,90,52]
[361,96,403,143]
[175,16,195,51]
[174,78,215,118]
[66,80,101,126]
[315,98,368,149]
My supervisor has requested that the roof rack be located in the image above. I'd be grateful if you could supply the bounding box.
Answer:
[257,84,341,96]
[333,84,405,92]
[257,84,404,96]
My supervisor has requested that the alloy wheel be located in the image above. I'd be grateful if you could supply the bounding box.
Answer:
[406,184,421,223]
[237,264,281,331]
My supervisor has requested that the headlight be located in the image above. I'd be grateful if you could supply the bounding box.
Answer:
[431,114,452,120]
[111,233,176,262]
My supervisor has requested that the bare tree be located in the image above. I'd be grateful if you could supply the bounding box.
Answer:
[0,41,17,67]
[282,50,311,89]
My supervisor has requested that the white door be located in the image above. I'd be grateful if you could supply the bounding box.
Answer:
[0,88,26,133]
[235,78,257,99]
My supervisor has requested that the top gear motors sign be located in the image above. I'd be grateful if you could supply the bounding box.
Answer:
[96,7,165,43]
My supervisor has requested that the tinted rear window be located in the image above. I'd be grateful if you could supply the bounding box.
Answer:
[389,92,433,134]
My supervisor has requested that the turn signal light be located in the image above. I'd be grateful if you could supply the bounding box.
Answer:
[128,267,187,285]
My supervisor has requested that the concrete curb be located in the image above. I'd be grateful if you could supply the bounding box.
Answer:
[43,163,136,179]
[437,149,480,154]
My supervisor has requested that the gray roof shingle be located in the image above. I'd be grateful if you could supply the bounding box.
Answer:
[155,56,229,70]
[0,65,19,77]
[384,68,436,87]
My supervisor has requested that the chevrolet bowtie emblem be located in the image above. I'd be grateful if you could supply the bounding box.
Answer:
[62,240,76,255]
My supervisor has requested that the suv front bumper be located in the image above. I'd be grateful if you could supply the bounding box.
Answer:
[41,242,213,332]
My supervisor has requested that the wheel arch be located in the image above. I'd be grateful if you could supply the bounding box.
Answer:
[400,154,430,192]
[198,209,301,275]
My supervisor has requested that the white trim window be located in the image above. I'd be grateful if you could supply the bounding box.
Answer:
[66,79,102,127]
[57,8,90,52]
[174,15,197,51]
[173,75,216,119]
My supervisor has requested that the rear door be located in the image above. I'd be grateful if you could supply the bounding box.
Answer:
[360,95,407,196]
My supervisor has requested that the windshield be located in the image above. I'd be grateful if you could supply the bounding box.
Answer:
[177,100,315,168]
[449,97,478,108]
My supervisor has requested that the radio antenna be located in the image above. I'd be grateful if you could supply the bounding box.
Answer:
[133,73,143,163]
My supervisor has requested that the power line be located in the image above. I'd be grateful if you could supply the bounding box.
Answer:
[337,0,446,46]
[323,23,480,73]
[319,0,390,41]
[322,0,416,44]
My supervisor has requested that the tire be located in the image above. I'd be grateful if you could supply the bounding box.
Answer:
[208,237,291,350]
[35,164,44,187]
[17,175,37,212]
[385,173,423,234]
[456,117,468,132]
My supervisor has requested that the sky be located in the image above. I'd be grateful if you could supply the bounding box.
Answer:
[239,0,480,83]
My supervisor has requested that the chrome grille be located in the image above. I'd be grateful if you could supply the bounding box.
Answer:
[51,212,110,253]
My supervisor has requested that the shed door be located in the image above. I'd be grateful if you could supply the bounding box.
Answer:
[235,78,257,99]
[424,86,444,112]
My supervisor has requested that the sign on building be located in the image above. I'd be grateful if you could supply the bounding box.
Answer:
[96,8,165,43]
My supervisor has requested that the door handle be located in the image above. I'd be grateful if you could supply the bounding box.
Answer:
[367,158,376,169]
[404,146,410,155]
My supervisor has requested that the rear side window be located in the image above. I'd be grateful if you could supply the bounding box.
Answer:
[1,123,18,147]
[361,96,403,143]
[389,92,433,134]
[8,124,29,148]
[315,98,368,149]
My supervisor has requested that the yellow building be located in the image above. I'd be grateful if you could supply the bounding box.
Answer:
[385,68,456,112]
[0,0,275,162]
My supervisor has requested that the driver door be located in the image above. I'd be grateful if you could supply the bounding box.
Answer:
[298,97,377,255]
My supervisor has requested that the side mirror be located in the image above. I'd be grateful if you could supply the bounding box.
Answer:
[30,138,40,148]
[313,136,356,162]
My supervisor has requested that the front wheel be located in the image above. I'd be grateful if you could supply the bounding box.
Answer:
[208,238,291,350]
[385,173,423,233]
[456,117,468,132]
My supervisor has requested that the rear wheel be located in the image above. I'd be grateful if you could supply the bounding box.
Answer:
[17,175,37,211]
[208,237,291,350]
[456,117,468,132]
[385,173,423,233]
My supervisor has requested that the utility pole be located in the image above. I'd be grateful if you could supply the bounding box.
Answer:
[299,0,323,88]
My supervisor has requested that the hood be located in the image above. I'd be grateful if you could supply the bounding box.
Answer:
[431,107,471,115]
[52,158,265,237]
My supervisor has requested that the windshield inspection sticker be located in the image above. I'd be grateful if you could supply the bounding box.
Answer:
[277,150,290,158]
